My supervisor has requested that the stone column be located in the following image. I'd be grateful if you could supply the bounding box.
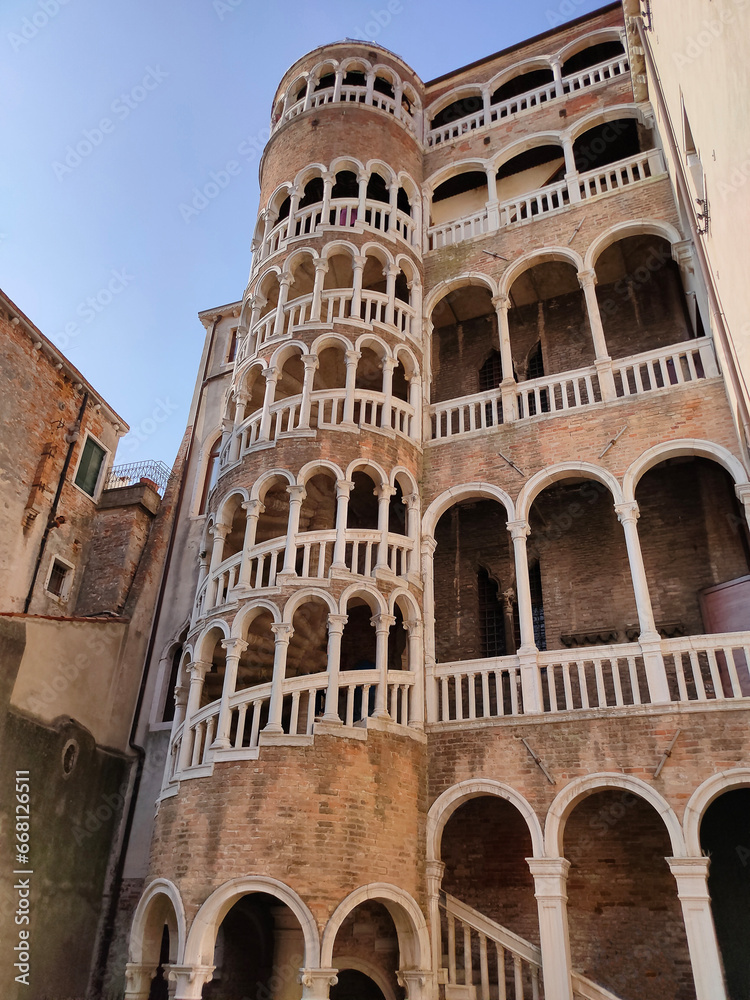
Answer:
[258,367,279,442]
[321,171,334,224]
[667,858,728,1000]
[397,971,432,1000]
[407,372,421,439]
[506,520,542,713]
[237,499,264,587]
[614,501,671,703]
[298,354,319,429]
[384,264,398,326]
[208,521,229,573]
[299,970,339,1000]
[265,623,294,732]
[212,637,249,749]
[577,269,615,400]
[371,613,396,718]
[375,484,397,572]
[404,619,425,728]
[281,485,307,575]
[403,492,420,575]
[310,259,329,321]
[332,479,354,570]
[527,858,574,1000]
[342,350,361,426]
[124,963,157,1000]
[287,187,301,232]
[551,57,564,98]
[357,171,368,221]
[426,859,446,983]
[492,295,518,422]
[229,391,248,461]
[273,274,293,338]
[351,255,366,316]
[302,75,314,112]
[365,70,375,104]
[260,211,274,259]
[481,85,492,121]
[168,965,215,1000]
[485,164,500,230]
[177,661,211,772]
[171,678,189,733]
[562,134,581,202]
[421,536,438,723]
[322,614,348,723]
[249,294,265,332]
[380,356,397,430]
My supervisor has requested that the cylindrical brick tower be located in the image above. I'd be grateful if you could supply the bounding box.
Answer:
[130,43,432,1000]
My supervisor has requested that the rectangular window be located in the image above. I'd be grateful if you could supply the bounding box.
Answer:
[46,557,73,599]
[74,435,107,497]
[227,329,238,364]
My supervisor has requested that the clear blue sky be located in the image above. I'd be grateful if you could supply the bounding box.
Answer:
[1,0,608,468]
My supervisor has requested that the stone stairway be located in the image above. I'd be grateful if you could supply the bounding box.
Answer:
[439,892,623,1000]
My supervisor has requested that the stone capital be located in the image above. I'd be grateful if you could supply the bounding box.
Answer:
[492,293,511,311]
[124,963,157,999]
[345,349,361,365]
[313,258,330,272]
[262,365,279,381]
[370,612,397,632]
[211,522,230,540]
[376,484,397,500]
[336,479,355,497]
[614,500,640,525]
[506,519,531,541]
[221,637,249,656]
[189,659,212,681]
[421,536,437,556]
[299,969,339,1000]
[577,268,598,289]
[287,484,307,502]
[403,618,423,638]
[403,492,420,510]
[167,965,215,1000]
[271,622,294,643]
[242,498,265,516]
[301,353,320,370]
[327,613,349,633]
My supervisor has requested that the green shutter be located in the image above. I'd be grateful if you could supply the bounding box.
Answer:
[74,437,106,496]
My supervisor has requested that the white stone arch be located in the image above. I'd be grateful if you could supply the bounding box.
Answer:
[584,219,684,271]
[338,55,374,77]
[329,154,366,178]
[425,84,485,124]
[237,358,268,398]
[194,619,231,662]
[555,25,625,67]
[191,428,224,517]
[424,157,490,196]
[270,339,309,369]
[422,483,516,539]
[393,343,420,379]
[321,239,359,263]
[215,487,250,527]
[265,181,294,219]
[338,583,388,617]
[283,246,320,279]
[231,598,282,639]
[320,883,430,970]
[328,956,397,1000]
[293,161,329,192]
[427,779,545,862]
[310,58,339,88]
[424,273,498,317]
[515,462,624,522]
[183,876,320,968]
[360,240,396,268]
[388,587,421,622]
[499,246,585,297]
[487,55,555,96]
[345,457,389,486]
[297,459,345,486]
[395,253,420,287]
[365,157,397,187]
[622,439,750,503]
[390,465,418,495]
[311,331,353,355]
[249,468,296,502]
[490,131,566,176]
[567,102,648,144]
[544,772,687,859]
[283,587,339,623]
[284,71,311,107]
[396,170,421,205]
[371,61,400,87]
[252,263,283,297]
[128,878,187,965]
[354,331,389,359]
[684,769,750,856]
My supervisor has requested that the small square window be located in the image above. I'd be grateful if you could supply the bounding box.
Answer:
[46,558,72,599]
[74,436,107,497]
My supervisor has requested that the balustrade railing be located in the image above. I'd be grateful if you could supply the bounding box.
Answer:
[578,149,662,199]
[425,53,629,146]
[498,178,569,226]
[428,209,489,250]
[429,631,750,725]
[428,338,716,442]
[440,893,542,1000]
[169,668,416,778]
[276,84,411,132]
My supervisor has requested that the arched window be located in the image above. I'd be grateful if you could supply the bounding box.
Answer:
[199,440,221,514]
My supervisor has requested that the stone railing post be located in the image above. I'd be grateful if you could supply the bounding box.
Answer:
[237,499,264,588]
[577,269,615,400]
[493,294,518,422]
[322,614,349,723]
[265,623,294,733]
[371,613,396,718]
[176,660,211,773]
[527,858,574,1000]
[332,480,354,570]
[281,485,307,575]
[507,520,542,712]
[667,858,728,1000]
[212,637,249,749]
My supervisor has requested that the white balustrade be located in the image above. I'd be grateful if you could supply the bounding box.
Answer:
[395,209,417,245]
[275,83,414,134]
[562,54,630,93]
[516,366,598,419]
[242,539,286,589]
[578,149,663,199]
[428,209,489,250]
[489,80,557,122]
[538,643,646,712]
[662,632,750,702]
[431,390,505,440]
[498,178,569,226]
[612,336,714,397]
[434,656,522,722]
[440,892,543,1000]
[253,313,276,348]
[427,107,486,147]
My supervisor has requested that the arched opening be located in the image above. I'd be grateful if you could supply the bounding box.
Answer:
[256,477,292,545]
[203,894,306,1000]
[434,499,516,664]
[392,358,409,402]
[220,496,247,561]
[323,252,354,292]
[595,234,697,364]
[275,351,305,403]
[528,478,636,657]
[562,38,625,78]
[441,794,539,937]
[565,789,692,1000]
[330,969,387,1000]
[200,629,228,707]
[295,177,325,236]
[300,471,337,533]
[147,925,170,999]
[342,66,367,88]
[286,256,316,304]
[257,271,280,320]
[330,902,404,1000]
[347,472,379,530]
[388,480,406,536]
[288,598,329,677]
[314,345,346,390]
[315,68,336,92]
[387,601,406,670]
[340,598,378,719]
[430,92,483,130]
[700,789,750,1000]
[373,74,395,99]
[495,144,566,212]
[431,285,498,405]
[241,366,266,421]
[396,187,411,216]
[131,890,180,1000]
[355,345,385,392]
[236,610,275,692]
[330,171,359,226]
[573,117,647,175]
[431,170,488,228]
[636,457,750,642]
[508,261,595,393]
[199,438,221,515]
[491,67,555,107]
[366,172,390,205]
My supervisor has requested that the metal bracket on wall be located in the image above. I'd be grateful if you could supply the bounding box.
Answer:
[599,424,628,459]
[519,737,556,784]
[497,451,525,477]
[654,729,681,778]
